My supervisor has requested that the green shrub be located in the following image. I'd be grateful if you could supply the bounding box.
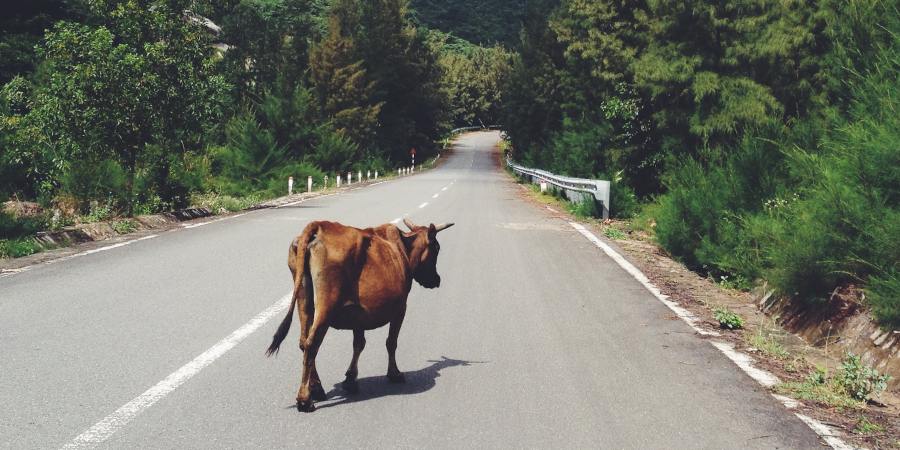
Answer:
[867,271,900,329]
[112,220,137,234]
[60,158,127,213]
[567,196,599,218]
[713,307,744,329]
[0,238,44,258]
[0,210,48,239]
[838,353,890,402]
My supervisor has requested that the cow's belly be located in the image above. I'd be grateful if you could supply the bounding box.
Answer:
[329,297,405,330]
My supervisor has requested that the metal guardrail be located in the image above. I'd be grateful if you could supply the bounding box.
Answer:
[449,125,502,135]
[507,158,611,220]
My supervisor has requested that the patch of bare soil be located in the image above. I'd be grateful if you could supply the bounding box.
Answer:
[500,159,899,449]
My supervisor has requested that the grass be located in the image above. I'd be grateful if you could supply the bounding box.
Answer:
[604,228,627,240]
[777,353,890,409]
[190,192,264,214]
[112,219,137,234]
[746,320,790,359]
[0,238,46,258]
[854,416,884,435]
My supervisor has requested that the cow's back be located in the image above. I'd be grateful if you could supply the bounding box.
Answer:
[308,222,411,330]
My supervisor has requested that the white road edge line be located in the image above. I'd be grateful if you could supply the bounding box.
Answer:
[566,221,853,450]
[390,218,402,224]
[418,202,428,209]
[61,293,293,449]
[1,235,159,279]
[568,222,716,337]
[182,212,249,229]
[546,206,558,213]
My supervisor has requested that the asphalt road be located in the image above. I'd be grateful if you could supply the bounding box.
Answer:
[1,132,825,449]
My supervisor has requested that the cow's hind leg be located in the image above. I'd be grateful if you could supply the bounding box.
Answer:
[297,273,326,402]
[386,308,407,383]
[296,272,337,412]
[342,329,366,394]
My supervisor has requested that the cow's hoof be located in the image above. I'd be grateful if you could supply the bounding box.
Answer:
[311,385,327,401]
[296,399,316,413]
[387,372,406,383]
[342,378,359,394]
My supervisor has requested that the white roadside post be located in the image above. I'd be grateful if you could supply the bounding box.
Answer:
[288,176,294,195]
[375,171,378,180]
[307,176,312,193]
[367,170,371,180]
[337,174,341,187]
[324,176,329,190]
[358,171,362,184]
[347,172,351,185]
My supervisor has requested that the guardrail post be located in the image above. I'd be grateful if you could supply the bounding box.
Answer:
[288,176,294,195]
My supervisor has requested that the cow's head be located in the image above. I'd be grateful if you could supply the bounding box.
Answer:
[402,218,454,289]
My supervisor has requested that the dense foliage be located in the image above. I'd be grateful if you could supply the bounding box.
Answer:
[410,0,525,46]
[501,0,899,327]
[1,0,510,215]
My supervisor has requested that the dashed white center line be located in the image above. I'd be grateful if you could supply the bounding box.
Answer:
[418,202,428,209]
[441,187,448,192]
[432,193,439,199]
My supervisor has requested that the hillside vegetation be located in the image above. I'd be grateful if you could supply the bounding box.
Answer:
[500,0,899,328]
[0,0,511,255]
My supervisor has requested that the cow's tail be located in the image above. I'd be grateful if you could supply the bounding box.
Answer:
[266,222,318,357]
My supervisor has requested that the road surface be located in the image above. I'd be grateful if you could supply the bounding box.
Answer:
[1,132,824,449]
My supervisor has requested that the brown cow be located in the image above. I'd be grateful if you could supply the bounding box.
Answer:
[266,218,454,412]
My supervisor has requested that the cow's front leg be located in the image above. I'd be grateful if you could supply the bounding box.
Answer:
[342,329,366,394]
[386,308,406,383]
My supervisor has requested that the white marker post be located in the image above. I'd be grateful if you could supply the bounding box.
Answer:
[307,176,312,193]
[288,177,294,195]
[358,171,362,184]
[337,174,341,187]
[347,172,351,185]
[367,170,371,180]
[324,176,329,190]
[375,171,378,180]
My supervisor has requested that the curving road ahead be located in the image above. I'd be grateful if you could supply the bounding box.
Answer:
[1,132,824,449]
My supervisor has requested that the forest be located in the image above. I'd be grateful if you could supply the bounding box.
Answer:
[1,0,898,327]
[0,0,511,247]
[500,0,899,328]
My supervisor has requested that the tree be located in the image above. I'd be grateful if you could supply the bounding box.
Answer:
[2,0,228,211]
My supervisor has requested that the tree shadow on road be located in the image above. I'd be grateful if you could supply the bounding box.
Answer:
[313,356,486,410]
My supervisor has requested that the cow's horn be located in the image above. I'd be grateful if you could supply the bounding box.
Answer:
[403,218,419,230]
[433,223,455,232]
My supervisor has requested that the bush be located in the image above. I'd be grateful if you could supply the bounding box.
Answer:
[60,158,128,213]
[867,272,900,329]
[714,307,744,330]
[0,210,48,239]
[838,353,890,402]
[0,238,44,258]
